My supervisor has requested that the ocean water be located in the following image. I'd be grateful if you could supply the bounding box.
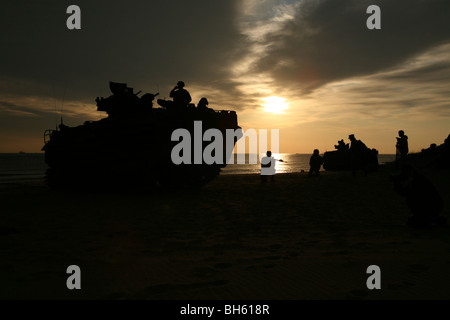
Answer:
[221,153,396,175]
[0,153,396,183]
[0,153,47,183]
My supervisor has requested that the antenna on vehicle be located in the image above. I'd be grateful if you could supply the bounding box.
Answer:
[52,83,58,130]
[60,81,67,127]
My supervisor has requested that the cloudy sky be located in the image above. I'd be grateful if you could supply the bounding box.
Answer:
[1,0,449,153]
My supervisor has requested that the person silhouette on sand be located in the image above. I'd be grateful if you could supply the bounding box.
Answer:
[308,149,323,177]
[261,151,275,182]
[395,130,409,170]
[349,134,368,176]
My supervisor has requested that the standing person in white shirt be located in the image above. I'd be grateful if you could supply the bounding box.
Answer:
[261,151,276,182]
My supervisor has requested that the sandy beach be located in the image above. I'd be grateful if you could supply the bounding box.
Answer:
[1,161,449,300]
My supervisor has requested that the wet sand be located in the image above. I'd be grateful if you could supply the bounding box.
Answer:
[1,163,449,300]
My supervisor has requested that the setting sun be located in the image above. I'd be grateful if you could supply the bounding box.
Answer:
[262,96,289,113]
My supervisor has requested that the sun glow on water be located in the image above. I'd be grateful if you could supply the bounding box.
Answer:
[262,96,289,113]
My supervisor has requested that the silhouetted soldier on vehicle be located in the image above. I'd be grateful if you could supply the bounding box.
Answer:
[395,130,408,170]
[390,165,446,228]
[349,134,368,175]
[261,151,275,182]
[309,149,323,176]
[170,81,192,108]
[197,97,213,112]
[157,81,192,110]
[335,139,349,151]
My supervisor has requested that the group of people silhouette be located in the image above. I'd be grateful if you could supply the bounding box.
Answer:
[259,130,446,228]
[95,80,215,116]
[259,133,378,181]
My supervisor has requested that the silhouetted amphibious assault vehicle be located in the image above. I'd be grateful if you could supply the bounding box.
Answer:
[42,82,242,189]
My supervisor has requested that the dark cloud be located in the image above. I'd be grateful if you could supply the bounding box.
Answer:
[0,100,42,118]
[251,0,450,92]
[382,61,450,83]
[0,0,246,100]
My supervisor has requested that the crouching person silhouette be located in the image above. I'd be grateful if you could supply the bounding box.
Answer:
[391,165,447,228]
[261,151,275,182]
